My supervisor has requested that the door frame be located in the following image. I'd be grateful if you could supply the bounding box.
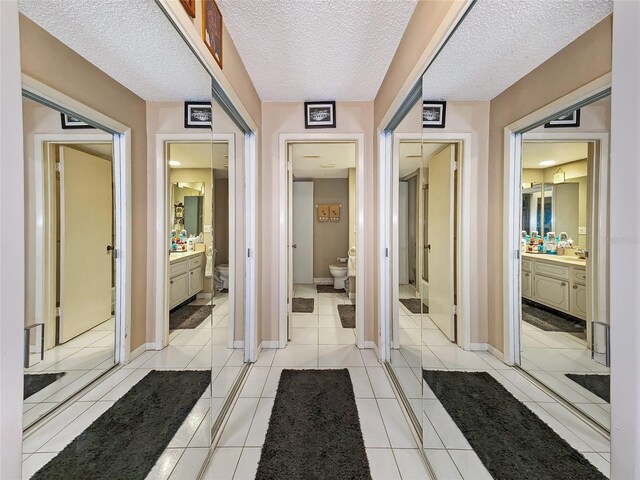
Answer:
[389,132,472,351]
[23,74,132,364]
[154,133,235,350]
[502,74,611,364]
[278,133,366,349]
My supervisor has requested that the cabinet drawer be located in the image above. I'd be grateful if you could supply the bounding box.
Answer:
[533,275,570,312]
[533,261,569,281]
[169,272,189,308]
[170,259,188,277]
[188,254,203,270]
[521,259,532,273]
[571,267,587,286]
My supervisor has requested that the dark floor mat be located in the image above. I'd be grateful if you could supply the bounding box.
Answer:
[169,304,211,330]
[24,372,66,400]
[338,304,355,328]
[32,370,211,480]
[316,284,346,294]
[292,297,314,313]
[423,370,606,480]
[566,373,610,402]
[256,369,371,480]
[522,300,585,338]
[399,298,429,314]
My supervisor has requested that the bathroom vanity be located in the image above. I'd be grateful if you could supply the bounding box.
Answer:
[521,253,587,319]
[169,251,205,309]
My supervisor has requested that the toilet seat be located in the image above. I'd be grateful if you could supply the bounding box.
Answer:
[329,264,348,274]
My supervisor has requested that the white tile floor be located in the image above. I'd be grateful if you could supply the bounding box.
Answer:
[520,318,611,429]
[21,292,242,480]
[23,317,116,427]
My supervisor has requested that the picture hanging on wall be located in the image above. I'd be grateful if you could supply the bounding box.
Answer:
[60,113,95,130]
[202,0,223,68]
[184,102,213,129]
[180,0,196,18]
[545,109,581,128]
[304,101,336,129]
[422,101,446,128]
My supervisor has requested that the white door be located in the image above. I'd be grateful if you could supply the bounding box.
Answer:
[59,146,113,343]
[427,145,456,341]
[398,181,409,284]
[292,182,314,284]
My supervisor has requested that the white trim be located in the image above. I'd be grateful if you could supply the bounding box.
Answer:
[378,132,393,362]
[364,340,379,357]
[244,132,258,362]
[279,133,366,349]
[128,342,154,361]
[389,132,473,351]
[233,340,244,349]
[313,278,334,285]
[487,343,503,361]
[260,341,280,349]
[502,74,612,365]
[22,74,133,365]
[469,343,488,351]
[154,133,235,352]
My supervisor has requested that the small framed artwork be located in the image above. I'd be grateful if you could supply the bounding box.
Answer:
[60,113,95,129]
[304,101,336,129]
[422,101,446,128]
[545,109,581,128]
[184,102,213,129]
[202,0,223,68]
[180,0,196,18]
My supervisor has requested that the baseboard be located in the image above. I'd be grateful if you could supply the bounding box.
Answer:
[260,340,280,349]
[197,292,213,300]
[364,341,380,362]
[469,342,488,351]
[233,340,244,349]
[487,343,503,360]
[129,342,154,362]
[349,292,355,300]
[313,278,333,285]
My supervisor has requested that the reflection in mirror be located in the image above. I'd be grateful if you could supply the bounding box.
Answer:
[22,96,117,427]
[519,96,611,430]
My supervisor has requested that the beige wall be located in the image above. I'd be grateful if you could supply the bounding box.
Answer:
[309,178,350,279]
[20,14,149,350]
[260,102,375,343]
[214,177,229,266]
[487,16,612,352]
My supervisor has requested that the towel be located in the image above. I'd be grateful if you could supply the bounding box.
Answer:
[205,247,214,278]
[348,246,356,277]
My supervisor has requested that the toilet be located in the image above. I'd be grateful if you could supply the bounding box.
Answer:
[329,263,348,289]
[215,263,229,290]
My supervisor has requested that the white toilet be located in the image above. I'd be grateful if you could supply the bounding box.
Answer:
[329,263,348,289]
[215,263,229,290]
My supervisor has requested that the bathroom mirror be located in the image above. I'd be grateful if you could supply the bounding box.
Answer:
[171,181,205,236]
[22,95,118,428]
[518,95,611,431]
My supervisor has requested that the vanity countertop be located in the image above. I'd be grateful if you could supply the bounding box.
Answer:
[522,252,586,267]
[169,250,204,263]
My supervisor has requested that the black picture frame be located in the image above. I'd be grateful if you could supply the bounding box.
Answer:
[60,113,95,130]
[184,102,213,129]
[422,101,446,128]
[544,109,581,128]
[304,101,336,129]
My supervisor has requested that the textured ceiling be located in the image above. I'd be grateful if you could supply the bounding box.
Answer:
[292,142,356,179]
[216,0,417,101]
[18,0,211,101]
[522,142,588,169]
[422,0,612,101]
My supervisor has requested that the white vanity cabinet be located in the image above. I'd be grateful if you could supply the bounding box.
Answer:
[169,251,205,309]
[521,253,586,320]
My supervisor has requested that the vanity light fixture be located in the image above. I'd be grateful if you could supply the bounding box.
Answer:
[168,160,181,166]
[539,160,556,167]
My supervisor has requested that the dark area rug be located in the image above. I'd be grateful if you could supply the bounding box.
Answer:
[399,298,429,314]
[566,373,610,402]
[24,372,66,400]
[316,284,345,294]
[256,369,371,480]
[522,299,585,338]
[338,304,355,328]
[292,297,314,313]
[169,304,211,330]
[423,370,606,480]
[32,370,211,480]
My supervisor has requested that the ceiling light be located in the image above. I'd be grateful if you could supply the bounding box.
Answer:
[303,155,321,158]
[320,163,336,168]
[539,160,556,166]
[168,160,181,166]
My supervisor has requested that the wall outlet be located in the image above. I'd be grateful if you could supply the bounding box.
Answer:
[578,226,587,235]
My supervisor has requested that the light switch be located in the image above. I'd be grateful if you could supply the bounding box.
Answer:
[204,225,212,233]
[578,226,587,235]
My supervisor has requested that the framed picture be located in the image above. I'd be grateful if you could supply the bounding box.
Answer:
[422,101,446,128]
[545,109,581,128]
[180,0,196,18]
[184,102,213,129]
[60,113,95,129]
[202,0,223,68]
[304,101,336,129]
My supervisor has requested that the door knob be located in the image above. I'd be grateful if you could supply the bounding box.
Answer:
[106,245,114,253]
[292,244,297,249]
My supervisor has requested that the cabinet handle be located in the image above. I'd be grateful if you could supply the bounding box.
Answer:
[561,282,566,287]
[573,285,578,289]
[170,280,174,285]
